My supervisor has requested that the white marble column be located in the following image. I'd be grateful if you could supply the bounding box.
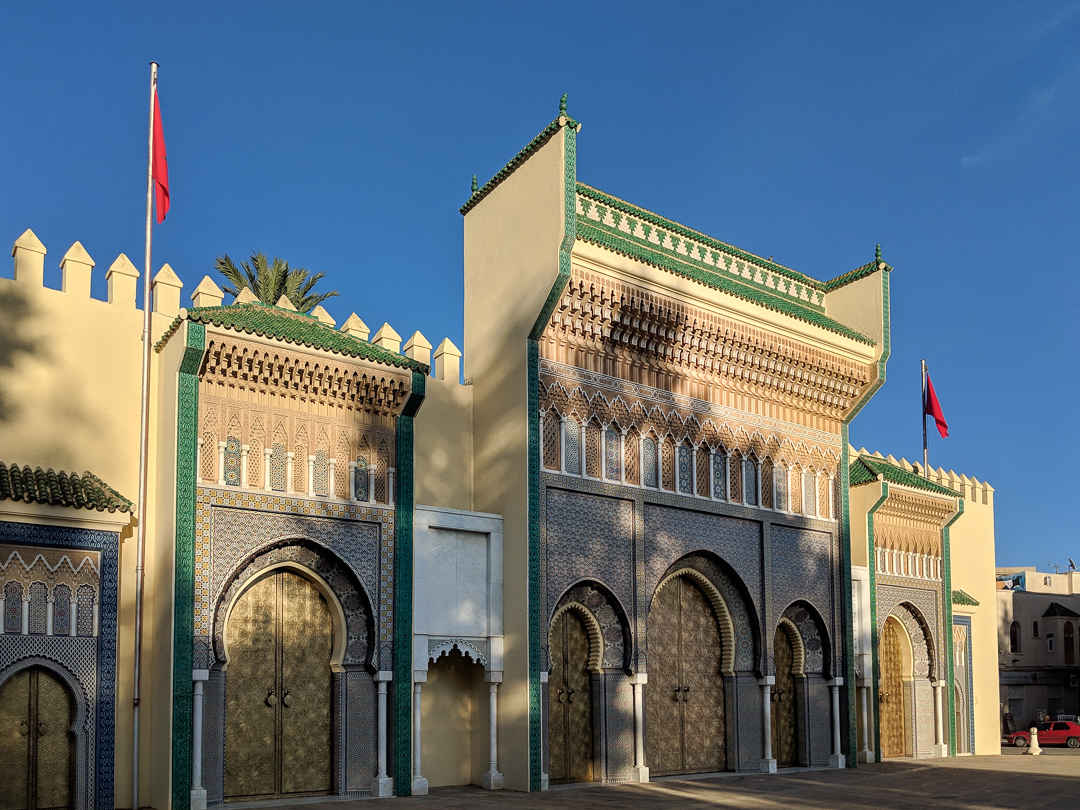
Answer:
[368,462,377,505]
[483,672,504,789]
[0,594,6,634]
[388,467,396,505]
[45,596,54,636]
[68,597,77,637]
[196,438,205,483]
[372,672,393,797]
[539,670,550,790]
[286,452,295,494]
[240,444,250,488]
[328,457,337,497]
[263,448,272,491]
[933,680,948,756]
[191,669,209,810]
[217,441,226,485]
[307,455,316,497]
[631,673,649,782]
[858,678,875,763]
[412,674,428,795]
[348,461,358,502]
[759,676,776,773]
[21,593,30,635]
[829,677,845,768]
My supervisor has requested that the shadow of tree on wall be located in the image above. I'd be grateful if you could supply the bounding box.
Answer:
[0,285,39,424]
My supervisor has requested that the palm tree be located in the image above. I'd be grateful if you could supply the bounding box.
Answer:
[215,252,338,312]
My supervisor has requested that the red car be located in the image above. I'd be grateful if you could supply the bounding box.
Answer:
[1007,721,1080,748]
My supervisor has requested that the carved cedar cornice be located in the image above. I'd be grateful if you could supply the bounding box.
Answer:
[877,489,959,529]
[540,267,876,421]
[201,335,412,417]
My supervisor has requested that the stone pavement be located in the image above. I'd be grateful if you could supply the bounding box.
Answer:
[253,756,1080,810]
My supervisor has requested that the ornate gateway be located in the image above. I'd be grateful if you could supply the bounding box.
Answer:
[645,575,725,775]
[223,570,333,800]
[548,609,594,783]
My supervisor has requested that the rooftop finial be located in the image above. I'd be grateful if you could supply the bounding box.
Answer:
[559,93,567,115]
[875,243,882,262]
[471,174,478,195]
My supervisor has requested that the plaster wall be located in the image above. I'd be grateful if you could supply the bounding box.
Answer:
[420,650,490,787]
[823,268,886,362]
[414,374,473,512]
[0,244,178,808]
[462,125,568,790]
[948,486,998,755]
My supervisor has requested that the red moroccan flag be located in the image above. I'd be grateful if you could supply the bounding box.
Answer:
[152,91,169,223]
[924,373,949,438]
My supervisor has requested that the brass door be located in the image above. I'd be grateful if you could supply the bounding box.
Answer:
[0,667,74,810]
[645,576,725,775]
[548,610,594,783]
[880,619,906,758]
[772,628,797,767]
[224,570,332,800]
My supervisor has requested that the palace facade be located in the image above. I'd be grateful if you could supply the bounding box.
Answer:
[0,101,998,809]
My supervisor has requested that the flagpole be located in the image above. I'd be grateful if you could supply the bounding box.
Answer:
[132,59,158,810]
[921,358,928,479]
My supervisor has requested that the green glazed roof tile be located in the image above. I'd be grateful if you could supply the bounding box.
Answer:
[157,302,428,373]
[952,589,980,607]
[849,455,960,498]
[0,462,133,513]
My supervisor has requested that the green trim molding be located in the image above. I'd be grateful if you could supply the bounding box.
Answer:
[526,113,578,792]
[864,477,889,762]
[171,321,205,810]
[840,256,891,766]
[850,455,959,498]
[394,371,426,796]
[943,500,964,757]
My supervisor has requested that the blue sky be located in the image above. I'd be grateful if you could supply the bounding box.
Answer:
[2,2,1077,568]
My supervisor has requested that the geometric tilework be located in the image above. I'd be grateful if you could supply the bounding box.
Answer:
[193,487,395,671]
[0,520,120,810]
[224,436,241,486]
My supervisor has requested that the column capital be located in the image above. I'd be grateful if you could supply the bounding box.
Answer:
[630,672,649,685]
[373,670,394,682]
[828,677,844,687]
[484,670,504,683]
[192,669,210,682]
[758,676,775,687]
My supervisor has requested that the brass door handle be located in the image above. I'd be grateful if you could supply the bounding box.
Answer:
[19,720,29,737]
[567,688,575,704]
[266,691,279,707]
[556,688,566,704]
[282,691,292,707]
[38,721,48,736]
[682,685,691,702]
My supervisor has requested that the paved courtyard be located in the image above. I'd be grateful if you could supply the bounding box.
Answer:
[256,752,1080,810]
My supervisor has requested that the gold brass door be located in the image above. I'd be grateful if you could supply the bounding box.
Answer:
[645,576,725,775]
[0,667,74,810]
[548,610,594,783]
[880,618,906,758]
[224,570,332,800]
[772,628,797,767]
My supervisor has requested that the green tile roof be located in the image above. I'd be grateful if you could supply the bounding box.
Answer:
[459,114,578,216]
[952,589,980,607]
[157,302,428,373]
[823,259,893,291]
[0,463,133,513]
[849,455,960,498]
[574,184,875,346]
[1042,602,1080,619]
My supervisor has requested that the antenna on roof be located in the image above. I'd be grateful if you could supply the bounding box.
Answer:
[1070,558,1076,571]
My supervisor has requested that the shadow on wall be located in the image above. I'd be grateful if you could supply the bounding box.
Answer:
[0,285,38,425]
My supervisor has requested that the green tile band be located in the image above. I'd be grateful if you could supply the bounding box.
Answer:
[172,321,205,810]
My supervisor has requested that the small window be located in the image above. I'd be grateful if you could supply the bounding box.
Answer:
[1010,621,1021,653]
[1033,621,1039,638]
[1047,634,1055,653]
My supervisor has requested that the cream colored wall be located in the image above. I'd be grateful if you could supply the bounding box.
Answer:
[945,482,998,755]
[414,373,474,512]
[421,649,489,787]
[824,267,886,358]
[1,232,185,808]
[847,479,885,569]
[462,125,568,790]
